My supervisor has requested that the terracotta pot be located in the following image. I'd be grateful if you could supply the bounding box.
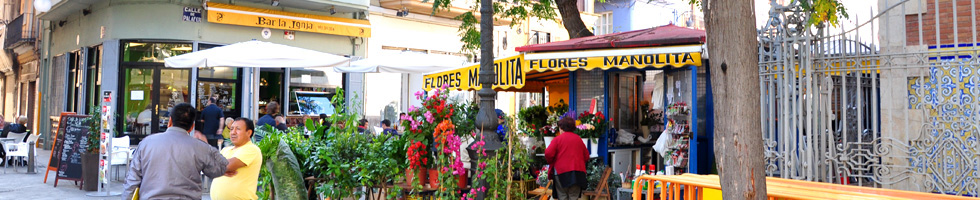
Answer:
[428,168,439,188]
[406,168,427,187]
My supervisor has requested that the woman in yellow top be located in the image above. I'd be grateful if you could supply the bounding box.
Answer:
[211,118,263,200]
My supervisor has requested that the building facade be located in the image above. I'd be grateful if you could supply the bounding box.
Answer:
[36,0,369,146]
[357,0,598,123]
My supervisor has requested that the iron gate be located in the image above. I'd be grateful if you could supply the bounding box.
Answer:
[758,0,980,196]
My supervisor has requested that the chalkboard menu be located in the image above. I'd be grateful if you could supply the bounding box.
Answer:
[52,114,90,181]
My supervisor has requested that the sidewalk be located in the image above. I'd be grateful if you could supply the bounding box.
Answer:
[0,149,211,200]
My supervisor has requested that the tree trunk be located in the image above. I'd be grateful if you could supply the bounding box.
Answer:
[556,0,594,39]
[703,0,767,199]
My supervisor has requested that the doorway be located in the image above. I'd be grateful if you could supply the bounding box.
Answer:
[121,65,191,136]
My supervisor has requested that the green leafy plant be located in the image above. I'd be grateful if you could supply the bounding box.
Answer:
[357,133,408,200]
[518,105,549,137]
[85,107,103,154]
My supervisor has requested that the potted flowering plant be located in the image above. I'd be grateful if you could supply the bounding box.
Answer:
[576,111,607,157]
[402,84,460,189]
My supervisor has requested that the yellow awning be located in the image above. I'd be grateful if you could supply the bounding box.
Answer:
[206,2,371,38]
[424,46,704,91]
[424,54,525,91]
[524,45,702,72]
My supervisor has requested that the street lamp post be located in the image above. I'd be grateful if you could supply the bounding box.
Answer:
[468,0,502,198]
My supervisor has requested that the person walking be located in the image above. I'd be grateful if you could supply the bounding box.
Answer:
[544,117,588,200]
[200,97,225,148]
[210,118,262,200]
[122,103,230,200]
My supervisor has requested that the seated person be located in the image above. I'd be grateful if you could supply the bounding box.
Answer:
[4,116,28,142]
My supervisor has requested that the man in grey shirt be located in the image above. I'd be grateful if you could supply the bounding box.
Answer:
[123,103,230,199]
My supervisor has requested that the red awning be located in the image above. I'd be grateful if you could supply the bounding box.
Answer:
[515,24,706,52]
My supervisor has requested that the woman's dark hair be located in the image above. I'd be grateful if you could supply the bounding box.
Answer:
[170,103,197,130]
[558,117,576,133]
[235,117,255,137]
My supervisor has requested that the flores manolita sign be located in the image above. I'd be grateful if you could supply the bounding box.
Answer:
[423,51,702,91]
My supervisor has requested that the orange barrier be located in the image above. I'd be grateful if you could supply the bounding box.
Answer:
[632,174,974,200]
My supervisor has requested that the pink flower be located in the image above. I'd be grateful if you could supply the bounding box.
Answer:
[441,84,450,90]
[414,91,424,99]
[424,111,434,123]
[408,105,418,112]
[479,162,487,169]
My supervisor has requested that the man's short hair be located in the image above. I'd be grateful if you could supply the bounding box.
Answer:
[170,103,197,130]
[359,119,368,126]
[558,117,576,133]
[209,97,218,104]
[381,119,391,127]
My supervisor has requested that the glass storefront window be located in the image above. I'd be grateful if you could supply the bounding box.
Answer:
[158,69,191,131]
[288,69,342,115]
[122,42,192,62]
[123,68,154,134]
[197,81,237,112]
[199,67,237,79]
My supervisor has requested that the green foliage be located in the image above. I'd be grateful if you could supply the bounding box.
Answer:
[446,0,559,54]
[798,0,848,27]
[357,134,408,200]
[85,107,104,154]
[312,88,373,199]
[451,101,479,137]
[518,105,549,137]
[270,140,309,200]
[585,158,605,191]
[688,0,848,28]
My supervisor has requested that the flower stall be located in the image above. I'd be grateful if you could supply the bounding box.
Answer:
[425,24,714,179]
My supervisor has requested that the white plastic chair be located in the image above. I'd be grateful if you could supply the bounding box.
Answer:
[3,134,37,173]
[110,136,132,180]
[5,132,27,142]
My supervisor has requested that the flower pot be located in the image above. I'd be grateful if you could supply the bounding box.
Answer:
[543,136,555,149]
[589,139,599,158]
[81,153,99,191]
[457,172,468,189]
[427,168,439,188]
[406,168,427,187]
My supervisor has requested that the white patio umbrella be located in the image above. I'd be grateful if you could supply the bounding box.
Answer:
[163,40,349,121]
[334,52,468,73]
[164,40,349,68]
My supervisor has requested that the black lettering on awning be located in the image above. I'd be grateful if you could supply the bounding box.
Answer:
[682,53,695,64]
[604,56,617,66]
